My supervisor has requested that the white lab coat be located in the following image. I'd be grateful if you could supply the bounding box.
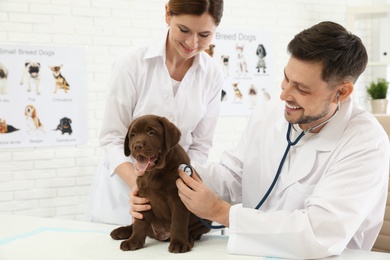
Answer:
[87,29,223,225]
[194,97,389,259]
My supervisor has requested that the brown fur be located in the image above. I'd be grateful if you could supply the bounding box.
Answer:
[25,104,42,128]
[204,44,215,57]
[110,115,211,253]
[0,119,6,133]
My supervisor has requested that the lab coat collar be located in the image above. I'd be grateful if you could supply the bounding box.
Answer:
[275,97,353,151]
[143,28,206,73]
[275,97,353,189]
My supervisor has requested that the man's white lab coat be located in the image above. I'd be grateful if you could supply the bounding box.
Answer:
[195,97,389,259]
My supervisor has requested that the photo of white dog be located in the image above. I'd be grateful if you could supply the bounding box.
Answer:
[25,104,45,134]
[0,62,8,95]
[20,61,41,95]
[236,43,248,77]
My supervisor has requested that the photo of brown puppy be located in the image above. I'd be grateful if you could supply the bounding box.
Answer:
[204,44,215,57]
[110,115,211,253]
[0,62,9,95]
[25,104,44,134]
[20,61,41,95]
[49,65,70,94]
[0,119,19,134]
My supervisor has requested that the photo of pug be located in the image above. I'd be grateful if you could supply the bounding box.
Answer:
[20,60,41,95]
[0,62,8,95]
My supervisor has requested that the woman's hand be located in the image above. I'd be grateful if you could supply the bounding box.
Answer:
[176,169,231,227]
[129,185,151,220]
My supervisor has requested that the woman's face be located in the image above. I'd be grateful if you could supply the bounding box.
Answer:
[165,6,217,59]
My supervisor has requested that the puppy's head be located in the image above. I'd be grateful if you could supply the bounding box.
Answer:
[221,55,229,64]
[124,115,181,172]
[25,62,40,78]
[60,117,72,128]
[25,105,36,118]
[49,65,63,76]
[0,63,8,79]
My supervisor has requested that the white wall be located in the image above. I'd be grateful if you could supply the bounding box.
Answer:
[0,0,377,220]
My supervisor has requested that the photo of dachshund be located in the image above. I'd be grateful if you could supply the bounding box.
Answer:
[0,62,9,95]
[256,44,267,73]
[25,104,44,134]
[110,115,211,253]
[49,65,70,94]
[20,61,41,95]
[0,119,19,134]
[54,117,72,135]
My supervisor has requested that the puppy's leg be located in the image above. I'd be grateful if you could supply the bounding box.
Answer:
[168,206,192,253]
[120,219,150,251]
[110,225,133,240]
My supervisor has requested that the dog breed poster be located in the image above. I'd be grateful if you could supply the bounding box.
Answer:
[206,29,275,116]
[0,45,87,148]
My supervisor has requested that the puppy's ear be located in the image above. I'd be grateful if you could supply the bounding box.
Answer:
[32,107,36,118]
[158,117,181,150]
[124,127,131,157]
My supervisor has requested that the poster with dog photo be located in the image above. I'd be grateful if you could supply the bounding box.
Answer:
[0,45,87,148]
[205,29,275,116]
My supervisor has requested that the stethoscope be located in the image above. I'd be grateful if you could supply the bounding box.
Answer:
[200,92,341,229]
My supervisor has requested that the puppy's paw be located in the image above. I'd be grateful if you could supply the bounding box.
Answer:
[120,239,143,251]
[168,241,192,253]
[110,226,133,240]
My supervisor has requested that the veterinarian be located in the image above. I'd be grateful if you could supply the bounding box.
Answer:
[132,21,390,259]
[86,0,224,225]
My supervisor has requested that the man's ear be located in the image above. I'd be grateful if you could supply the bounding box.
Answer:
[336,81,354,103]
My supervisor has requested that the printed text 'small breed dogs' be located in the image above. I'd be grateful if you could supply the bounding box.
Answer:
[110,115,211,253]
[20,61,41,95]
[49,65,70,94]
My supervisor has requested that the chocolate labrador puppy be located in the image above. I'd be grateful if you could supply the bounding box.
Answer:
[110,115,211,253]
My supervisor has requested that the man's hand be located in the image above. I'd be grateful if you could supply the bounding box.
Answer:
[176,169,231,227]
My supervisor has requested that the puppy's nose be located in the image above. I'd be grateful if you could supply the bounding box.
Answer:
[134,142,144,151]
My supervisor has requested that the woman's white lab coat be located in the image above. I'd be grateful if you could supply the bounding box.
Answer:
[86,30,223,225]
[195,97,389,259]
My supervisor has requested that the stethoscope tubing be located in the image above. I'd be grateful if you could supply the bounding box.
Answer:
[201,97,341,229]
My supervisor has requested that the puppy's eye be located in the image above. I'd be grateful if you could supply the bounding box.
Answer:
[129,133,135,138]
[148,130,156,136]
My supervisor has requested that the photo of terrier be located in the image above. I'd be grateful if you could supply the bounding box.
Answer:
[236,43,248,76]
[25,104,45,134]
[0,63,9,95]
[204,44,215,57]
[232,82,243,102]
[54,117,73,135]
[49,65,70,94]
[256,44,267,73]
[220,55,230,76]
[20,61,41,95]
[0,119,19,134]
